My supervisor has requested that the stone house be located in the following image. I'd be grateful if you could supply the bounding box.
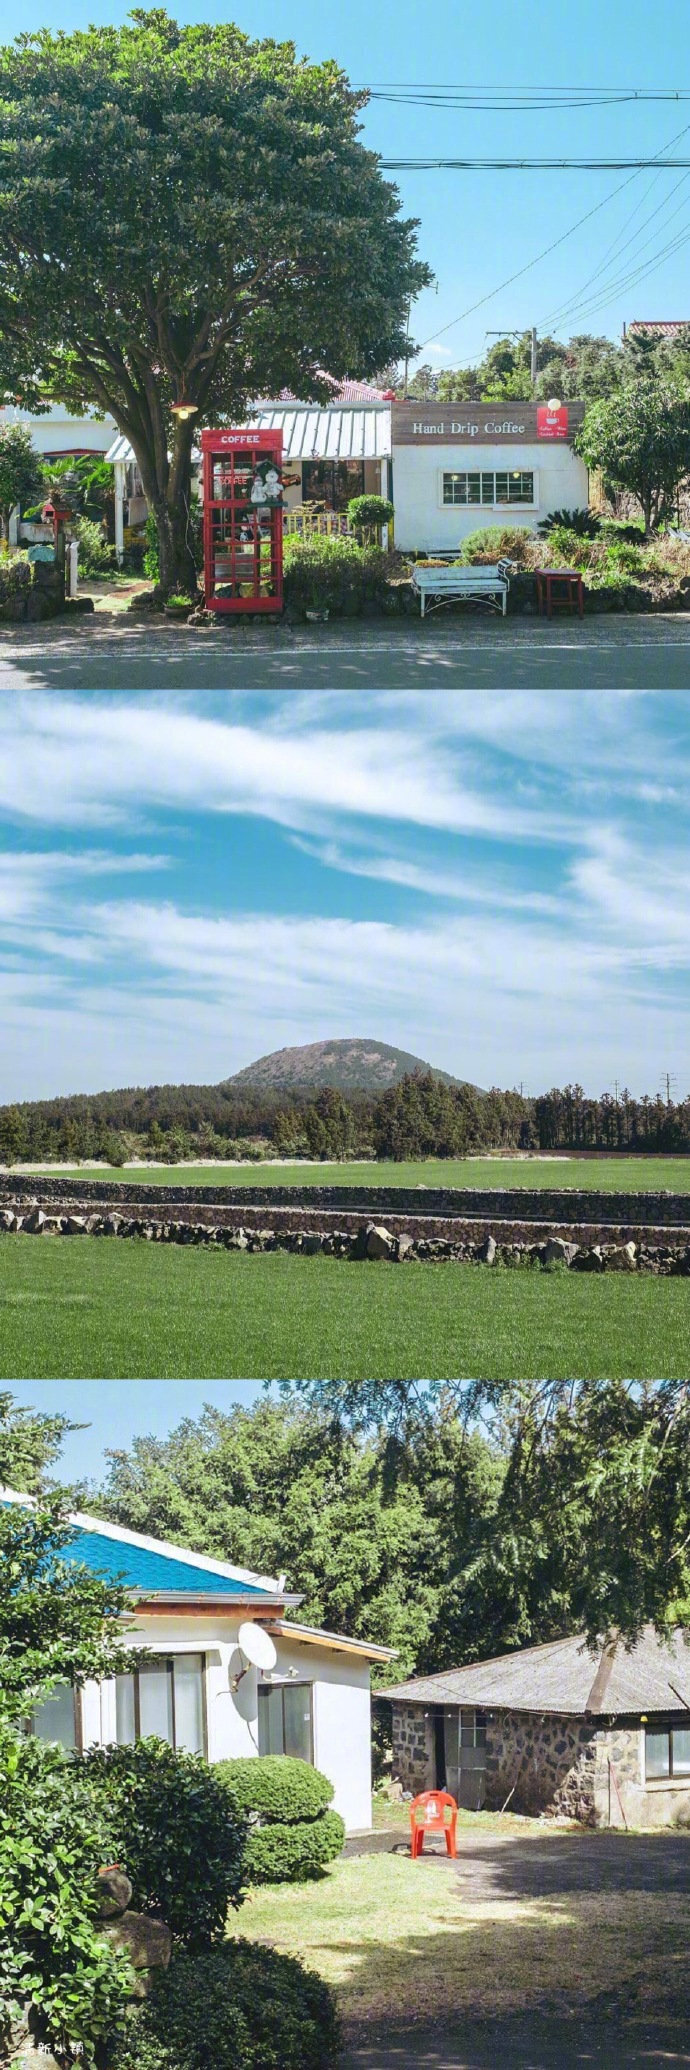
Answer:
[385,1629,690,1828]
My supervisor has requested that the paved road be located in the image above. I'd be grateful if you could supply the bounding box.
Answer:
[342,1832,690,2069]
[1,614,689,688]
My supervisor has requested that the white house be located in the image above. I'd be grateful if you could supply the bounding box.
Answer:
[4,1490,393,1832]
[390,400,589,552]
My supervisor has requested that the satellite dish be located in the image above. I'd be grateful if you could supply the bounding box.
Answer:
[237,1622,278,1672]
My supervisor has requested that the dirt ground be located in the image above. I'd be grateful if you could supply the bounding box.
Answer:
[342,1832,690,2068]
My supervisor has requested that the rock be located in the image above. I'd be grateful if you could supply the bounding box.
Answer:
[100,1910,172,1997]
[301,1232,322,1254]
[366,1223,395,1260]
[64,1214,88,1234]
[478,1233,497,1265]
[100,1214,123,1236]
[396,1232,416,1261]
[606,1241,637,1271]
[0,1208,16,1230]
[23,1206,46,1233]
[10,2038,62,2070]
[97,1864,133,1917]
[541,1236,579,1267]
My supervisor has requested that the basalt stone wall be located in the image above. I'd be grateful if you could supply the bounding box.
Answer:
[483,1710,599,1821]
[391,1702,436,1795]
[3,1175,690,1226]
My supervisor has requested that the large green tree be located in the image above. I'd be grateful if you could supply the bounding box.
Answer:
[0,12,429,594]
[576,378,690,533]
[95,1396,506,1683]
[284,1379,690,1647]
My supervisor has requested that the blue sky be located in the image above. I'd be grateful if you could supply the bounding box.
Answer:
[11,0,690,369]
[7,1380,264,1484]
[1,688,689,1102]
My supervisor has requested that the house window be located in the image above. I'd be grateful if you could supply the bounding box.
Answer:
[115,1655,206,1757]
[442,471,534,507]
[645,1723,690,1780]
[31,1681,79,1750]
[258,1682,314,1764]
[459,1708,487,1750]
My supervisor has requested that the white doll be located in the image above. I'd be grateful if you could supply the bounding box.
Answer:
[263,465,283,503]
[250,470,268,505]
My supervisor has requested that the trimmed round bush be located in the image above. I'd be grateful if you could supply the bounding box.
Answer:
[83,1738,247,1948]
[115,1942,340,2070]
[217,1754,333,1823]
[216,1757,345,1885]
[243,1807,345,1885]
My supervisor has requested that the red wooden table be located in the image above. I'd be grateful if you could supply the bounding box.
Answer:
[536,568,584,618]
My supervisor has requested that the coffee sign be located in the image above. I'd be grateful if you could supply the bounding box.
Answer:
[392,402,582,445]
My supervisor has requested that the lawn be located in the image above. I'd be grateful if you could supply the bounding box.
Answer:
[29,1156,690,1191]
[229,1851,689,2042]
[1,1236,688,1379]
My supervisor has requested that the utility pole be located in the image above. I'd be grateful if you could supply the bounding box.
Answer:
[403,295,412,399]
[659,1071,678,1106]
[486,327,538,388]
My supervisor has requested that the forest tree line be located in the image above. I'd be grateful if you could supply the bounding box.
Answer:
[0,1071,689,1164]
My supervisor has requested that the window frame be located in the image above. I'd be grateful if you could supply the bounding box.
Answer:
[644,1720,690,1783]
[115,1654,207,1758]
[30,1681,82,1753]
[439,468,537,510]
[257,1679,315,1764]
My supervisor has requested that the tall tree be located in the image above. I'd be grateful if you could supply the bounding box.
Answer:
[0,422,43,540]
[0,12,430,594]
[576,379,690,533]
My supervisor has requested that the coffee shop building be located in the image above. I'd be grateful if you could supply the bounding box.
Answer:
[389,399,588,552]
[104,395,588,558]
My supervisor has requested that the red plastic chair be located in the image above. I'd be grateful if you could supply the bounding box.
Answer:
[409,1789,458,1859]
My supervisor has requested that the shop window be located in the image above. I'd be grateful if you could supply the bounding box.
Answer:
[115,1655,205,1756]
[645,1723,690,1779]
[258,1682,314,1764]
[31,1680,79,1750]
[302,461,365,512]
[442,471,534,507]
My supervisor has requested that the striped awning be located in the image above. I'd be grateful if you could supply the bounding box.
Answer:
[106,403,390,470]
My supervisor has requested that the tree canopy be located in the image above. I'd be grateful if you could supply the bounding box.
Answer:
[575,379,690,533]
[0,11,430,591]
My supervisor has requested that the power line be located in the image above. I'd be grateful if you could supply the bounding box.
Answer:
[362,86,690,110]
[539,167,690,331]
[379,156,690,170]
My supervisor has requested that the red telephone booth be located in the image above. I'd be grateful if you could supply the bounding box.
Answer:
[409,1790,458,1860]
[201,429,284,615]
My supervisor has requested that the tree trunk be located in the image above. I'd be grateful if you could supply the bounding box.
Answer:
[154,495,199,598]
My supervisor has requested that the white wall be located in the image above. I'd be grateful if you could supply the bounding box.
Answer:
[0,403,117,456]
[392,441,589,551]
[79,1612,373,1834]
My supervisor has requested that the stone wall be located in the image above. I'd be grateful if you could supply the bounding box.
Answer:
[483,1710,599,1820]
[3,1173,690,1227]
[391,1702,436,1794]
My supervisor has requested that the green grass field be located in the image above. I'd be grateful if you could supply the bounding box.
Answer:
[27,1156,690,1191]
[1,1235,688,1379]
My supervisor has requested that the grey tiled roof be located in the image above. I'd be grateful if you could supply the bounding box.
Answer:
[384,1627,690,1718]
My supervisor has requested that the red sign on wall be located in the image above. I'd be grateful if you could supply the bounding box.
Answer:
[536,404,569,440]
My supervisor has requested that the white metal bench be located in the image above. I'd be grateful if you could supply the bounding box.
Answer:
[411,558,513,618]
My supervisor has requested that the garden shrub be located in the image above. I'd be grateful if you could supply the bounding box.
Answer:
[0,551,31,617]
[538,506,600,537]
[347,492,394,542]
[217,1754,333,1822]
[0,1730,132,2067]
[283,534,388,615]
[143,507,203,583]
[242,1808,345,1884]
[74,515,116,577]
[216,1756,344,1885]
[459,525,532,564]
[115,1942,339,2070]
[83,1739,247,1949]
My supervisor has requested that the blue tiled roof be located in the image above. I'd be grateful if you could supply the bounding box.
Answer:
[2,1500,273,1597]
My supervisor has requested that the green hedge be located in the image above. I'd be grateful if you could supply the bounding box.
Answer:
[216,1754,333,1823]
[243,1808,345,1884]
[0,551,31,614]
[282,534,389,615]
[115,1942,339,2070]
[84,1739,247,1949]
